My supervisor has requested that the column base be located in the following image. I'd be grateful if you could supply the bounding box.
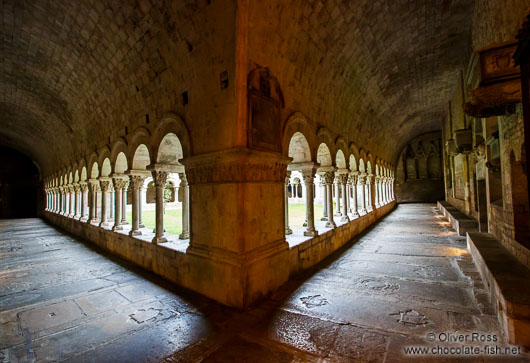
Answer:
[68,213,75,218]
[351,212,359,218]
[375,203,381,208]
[334,212,342,217]
[129,230,142,236]
[285,228,293,235]
[73,214,80,220]
[341,216,350,222]
[120,220,129,225]
[325,220,337,228]
[112,225,123,231]
[320,216,328,221]
[179,232,190,239]
[80,217,88,222]
[152,236,168,244]
[99,221,112,228]
[304,229,318,237]
[139,223,145,228]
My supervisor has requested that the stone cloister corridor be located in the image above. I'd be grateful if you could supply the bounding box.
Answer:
[1,205,527,362]
[3,0,530,361]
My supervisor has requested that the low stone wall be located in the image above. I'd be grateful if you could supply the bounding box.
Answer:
[289,202,396,275]
[44,201,397,306]
[467,232,530,348]
[437,201,478,236]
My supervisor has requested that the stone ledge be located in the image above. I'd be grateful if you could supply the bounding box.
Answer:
[467,232,530,348]
[437,200,478,236]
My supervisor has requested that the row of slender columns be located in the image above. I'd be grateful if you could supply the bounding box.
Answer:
[45,171,191,244]
[283,170,396,236]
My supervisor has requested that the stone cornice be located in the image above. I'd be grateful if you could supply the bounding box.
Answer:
[182,147,291,184]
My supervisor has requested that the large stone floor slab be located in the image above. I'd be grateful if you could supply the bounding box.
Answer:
[1,205,529,362]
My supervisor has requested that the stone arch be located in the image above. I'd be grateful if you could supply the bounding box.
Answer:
[349,154,358,172]
[151,114,191,160]
[335,136,348,163]
[367,160,373,175]
[282,112,318,161]
[156,133,184,165]
[132,144,151,170]
[80,166,87,181]
[74,170,79,183]
[101,158,112,177]
[317,143,333,167]
[359,158,366,173]
[127,127,152,168]
[90,162,100,179]
[288,131,312,163]
[110,138,128,172]
[316,127,335,158]
[335,149,346,169]
[115,152,128,174]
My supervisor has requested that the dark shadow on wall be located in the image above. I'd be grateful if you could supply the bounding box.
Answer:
[0,146,41,218]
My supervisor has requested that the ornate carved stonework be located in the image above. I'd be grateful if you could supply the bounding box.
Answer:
[129,175,145,190]
[113,178,127,191]
[151,170,169,188]
[465,42,521,118]
[322,171,335,185]
[100,180,111,192]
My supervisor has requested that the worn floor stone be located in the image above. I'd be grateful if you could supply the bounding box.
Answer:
[1,205,529,362]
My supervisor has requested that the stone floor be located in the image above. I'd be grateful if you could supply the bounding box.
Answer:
[1,204,528,362]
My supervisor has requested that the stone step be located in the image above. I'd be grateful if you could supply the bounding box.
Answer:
[437,200,478,236]
[467,232,530,348]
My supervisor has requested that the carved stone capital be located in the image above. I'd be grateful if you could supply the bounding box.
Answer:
[322,171,335,185]
[100,180,112,192]
[112,178,128,191]
[151,170,169,188]
[129,175,146,190]
[79,182,88,193]
[337,174,348,185]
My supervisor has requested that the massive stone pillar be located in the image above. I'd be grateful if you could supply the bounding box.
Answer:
[284,171,293,235]
[151,170,168,244]
[121,182,128,225]
[345,178,350,214]
[349,172,359,218]
[79,182,88,221]
[339,174,349,222]
[183,149,291,308]
[302,168,318,236]
[98,179,112,227]
[334,177,342,216]
[128,174,146,236]
[322,171,337,228]
[112,177,127,231]
[358,173,367,214]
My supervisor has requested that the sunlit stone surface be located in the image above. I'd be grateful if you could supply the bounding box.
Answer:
[1,205,528,362]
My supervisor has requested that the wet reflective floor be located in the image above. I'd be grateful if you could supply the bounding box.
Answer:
[1,204,528,362]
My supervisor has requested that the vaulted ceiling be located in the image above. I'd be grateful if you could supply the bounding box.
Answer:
[248,0,475,163]
[0,0,476,173]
